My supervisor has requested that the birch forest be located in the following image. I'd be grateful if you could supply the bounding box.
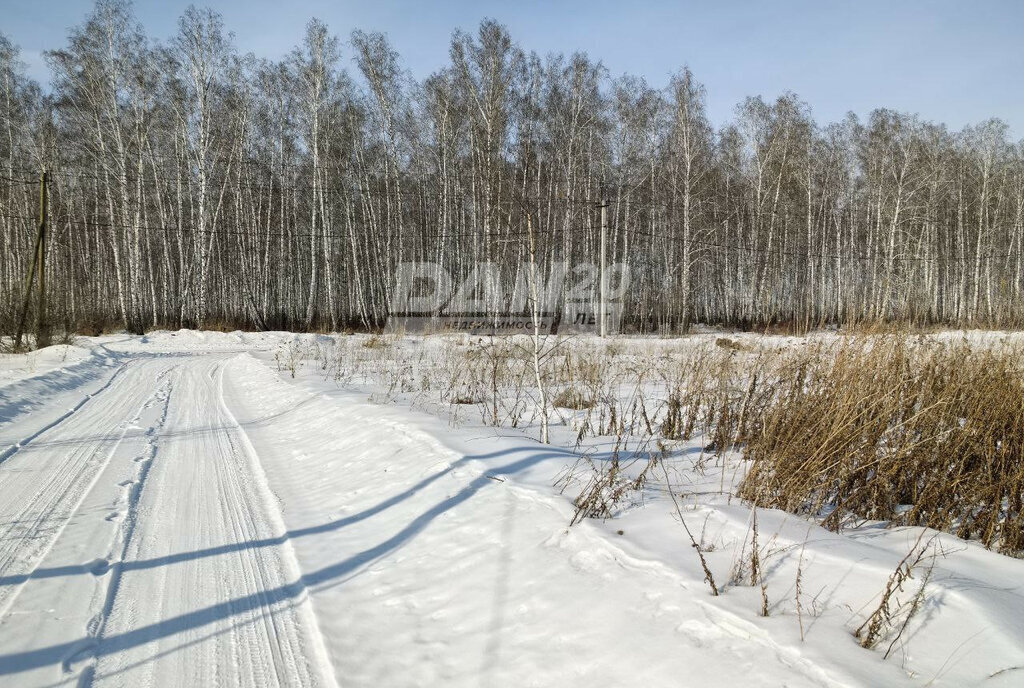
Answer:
[2,0,1024,335]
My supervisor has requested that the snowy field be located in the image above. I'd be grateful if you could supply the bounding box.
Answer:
[0,330,1022,687]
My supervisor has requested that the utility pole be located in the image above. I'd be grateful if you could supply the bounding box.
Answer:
[599,198,608,337]
[36,170,49,348]
[13,170,48,351]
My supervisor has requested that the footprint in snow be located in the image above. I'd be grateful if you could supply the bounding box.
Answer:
[61,638,99,674]
[86,558,111,576]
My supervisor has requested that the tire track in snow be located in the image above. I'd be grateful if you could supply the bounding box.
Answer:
[62,371,177,686]
[88,356,339,687]
[0,361,172,622]
[0,360,130,466]
[215,355,340,688]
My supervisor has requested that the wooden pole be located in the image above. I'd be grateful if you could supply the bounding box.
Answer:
[600,199,607,337]
[12,171,46,351]
[36,171,49,348]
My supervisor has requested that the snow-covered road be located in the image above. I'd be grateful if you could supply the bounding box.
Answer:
[0,333,1022,687]
[0,352,337,687]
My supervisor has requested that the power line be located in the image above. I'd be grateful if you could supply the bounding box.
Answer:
[0,175,37,185]
[3,165,618,208]
[0,208,966,265]
[0,211,547,242]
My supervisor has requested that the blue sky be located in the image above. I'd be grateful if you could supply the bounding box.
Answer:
[4,0,1022,136]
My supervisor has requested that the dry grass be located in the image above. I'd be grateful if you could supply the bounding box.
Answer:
[740,336,1024,555]
[855,531,938,652]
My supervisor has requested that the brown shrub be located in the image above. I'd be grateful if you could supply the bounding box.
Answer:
[740,336,1024,555]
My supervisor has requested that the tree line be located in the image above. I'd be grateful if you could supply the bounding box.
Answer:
[2,0,1023,335]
